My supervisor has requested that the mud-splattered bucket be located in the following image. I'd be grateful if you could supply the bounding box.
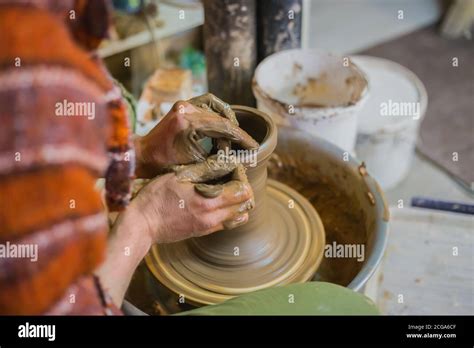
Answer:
[252,49,369,152]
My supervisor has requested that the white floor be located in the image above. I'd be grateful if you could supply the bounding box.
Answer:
[385,152,473,206]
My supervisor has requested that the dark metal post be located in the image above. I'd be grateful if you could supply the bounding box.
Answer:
[257,0,303,62]
[203,0,257,106]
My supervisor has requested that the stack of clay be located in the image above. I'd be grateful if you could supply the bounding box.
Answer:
[0,0,132,315]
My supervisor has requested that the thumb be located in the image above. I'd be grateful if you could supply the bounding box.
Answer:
[172,155,238,183]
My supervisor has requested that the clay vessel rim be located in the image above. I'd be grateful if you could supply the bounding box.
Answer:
[231,105,277,165]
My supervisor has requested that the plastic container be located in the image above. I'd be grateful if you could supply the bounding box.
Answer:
[351,55,428,190]
[252,49,369,152]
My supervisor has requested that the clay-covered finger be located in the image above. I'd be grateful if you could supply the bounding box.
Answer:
[231,163,248,182]
[173,127,210,162]
[210,164,253,206]
[199,201,251,234]
[188,94,239,151]
[194,183,223,198]
[239,198,255,213]
[221,200,253,229]
[214,180,254,208]
[223,213,249,230]
[188,93,238,125]
[173,155,238,183]
[197,102,236,150]
[191,115,259,150]
[195,180,253,212]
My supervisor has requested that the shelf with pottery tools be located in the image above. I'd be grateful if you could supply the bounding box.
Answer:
[97,2,204,58]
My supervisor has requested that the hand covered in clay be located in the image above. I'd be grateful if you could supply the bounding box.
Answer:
[130,155,255,244]
[134,94,259,178]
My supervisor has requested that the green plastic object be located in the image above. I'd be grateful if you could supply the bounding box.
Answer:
[177,282,379,316]
[112,0,143,14]
[179,46,206,77]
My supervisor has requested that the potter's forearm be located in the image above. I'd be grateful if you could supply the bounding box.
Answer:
[96,208,152,307]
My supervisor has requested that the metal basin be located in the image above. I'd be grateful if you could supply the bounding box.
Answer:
[269,127,389,291]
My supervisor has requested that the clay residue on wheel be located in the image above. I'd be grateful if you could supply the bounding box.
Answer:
[268,152,367,287]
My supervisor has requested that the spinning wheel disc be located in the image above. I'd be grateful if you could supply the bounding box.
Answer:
[145,179,325,306]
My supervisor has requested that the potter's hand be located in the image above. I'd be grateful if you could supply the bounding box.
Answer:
[131,158,254,243]
[171,155,255,229]
[96,155,254,306]
[188,93,238,124]
[134,96,259,178]
[188,93,239,151]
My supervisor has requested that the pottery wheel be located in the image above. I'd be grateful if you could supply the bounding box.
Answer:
[145,179,325,306]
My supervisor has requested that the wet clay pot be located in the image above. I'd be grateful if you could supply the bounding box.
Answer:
[144,106,326,307]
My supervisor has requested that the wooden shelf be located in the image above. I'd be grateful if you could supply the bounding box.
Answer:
[98,3,204,58]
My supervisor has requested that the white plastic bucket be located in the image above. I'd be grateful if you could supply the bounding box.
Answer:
[252,49,369,152]
[351,55,428,190]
